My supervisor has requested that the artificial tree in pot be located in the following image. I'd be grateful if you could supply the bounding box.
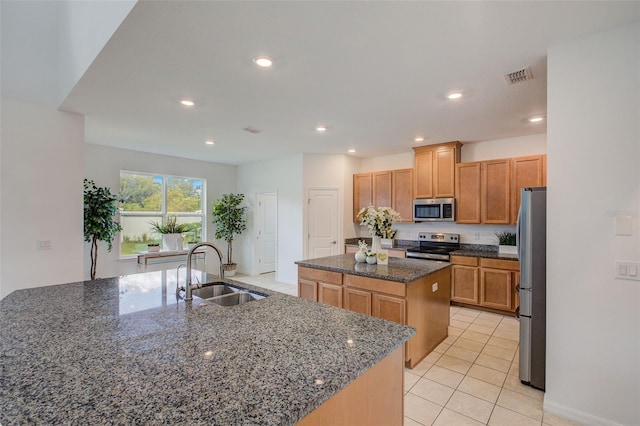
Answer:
[83,179,123,280]
[211,193,247,276]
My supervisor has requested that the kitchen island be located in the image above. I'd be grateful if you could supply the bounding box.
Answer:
[295,254,451,368]
[0,269,414,425]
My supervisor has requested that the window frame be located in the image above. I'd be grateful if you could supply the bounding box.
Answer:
[118,170,207,258]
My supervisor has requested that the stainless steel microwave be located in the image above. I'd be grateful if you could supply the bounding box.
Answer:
[413,198,455,222]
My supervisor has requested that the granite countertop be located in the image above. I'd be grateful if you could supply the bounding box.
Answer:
[0,269,414,425]
[295,253,451,283]
[451,249,519,261]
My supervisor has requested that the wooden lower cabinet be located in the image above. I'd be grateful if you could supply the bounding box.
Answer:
[450,255,519,314]
[372,293,405,324]
[319,282,343,308]
[344,287,372,315]
[299,264,451,369]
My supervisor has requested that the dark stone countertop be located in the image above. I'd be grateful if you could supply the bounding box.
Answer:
[0,269,414,425]
[451,249,519,261]
[295,253,451,283]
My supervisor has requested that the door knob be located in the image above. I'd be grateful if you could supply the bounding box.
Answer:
[331,241,337,244]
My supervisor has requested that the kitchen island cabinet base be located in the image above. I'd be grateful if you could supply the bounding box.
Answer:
[297,346,403,426]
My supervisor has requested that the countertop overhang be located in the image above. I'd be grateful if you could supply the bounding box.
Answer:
[0,270,414,425]
[295,253,451,283]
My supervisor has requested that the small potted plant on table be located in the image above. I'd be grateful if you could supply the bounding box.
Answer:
[149,216,189,251]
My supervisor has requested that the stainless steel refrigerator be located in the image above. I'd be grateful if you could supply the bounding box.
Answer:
[516,187,546,391]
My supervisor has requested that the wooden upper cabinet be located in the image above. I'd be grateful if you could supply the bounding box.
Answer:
[455,162,481,224]
[481,159,511,224]
[413,142,462,199]
[392,169,414,222]
[353,173,373,222]
[511,155,547,223]
[413,149,434,198]
[373,171,392,209]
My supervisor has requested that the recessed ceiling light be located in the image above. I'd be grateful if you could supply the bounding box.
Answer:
[529,116,544,123]
[253,56,273,68]
[205,140,215,145]
[348,149,356,153]
[447,92,463,100]
[414,137,424,142]
[180,99,195,107]
[316,126,327,132]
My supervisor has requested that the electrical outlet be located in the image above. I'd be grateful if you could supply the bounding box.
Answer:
[38,240,52,250]
[432,282,438,292]
[615,261,640,281]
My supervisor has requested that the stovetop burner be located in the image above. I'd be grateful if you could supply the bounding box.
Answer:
[406,232,460,261]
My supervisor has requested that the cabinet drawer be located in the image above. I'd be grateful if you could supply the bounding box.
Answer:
[298,266,342,285]
[480,258,519,271]
[450,255,479,267]
[344,274,406,298]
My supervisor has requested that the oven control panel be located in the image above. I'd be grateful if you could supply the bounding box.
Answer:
[417,232,459,243]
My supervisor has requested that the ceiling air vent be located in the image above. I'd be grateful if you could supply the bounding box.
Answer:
[243,126,262,134]
[504,67,533,85]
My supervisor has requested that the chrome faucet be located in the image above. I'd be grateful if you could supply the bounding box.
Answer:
[184,242,224,301]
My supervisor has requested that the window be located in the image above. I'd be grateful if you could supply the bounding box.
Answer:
[119,171,205,256]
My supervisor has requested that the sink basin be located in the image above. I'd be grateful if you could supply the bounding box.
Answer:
[191,282,237,299]
[207,291,265,306]
[191,282,267,306]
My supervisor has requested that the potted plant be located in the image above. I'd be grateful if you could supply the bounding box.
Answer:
[211,193,247,277]
[83,179,123,280]
[495,231,517,255]
[147,243,160,253]
[149,216,189,250]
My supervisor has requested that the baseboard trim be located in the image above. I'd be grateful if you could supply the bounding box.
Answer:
[544,399,625,426]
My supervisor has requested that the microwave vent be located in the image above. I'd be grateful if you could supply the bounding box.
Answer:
[504,67,533,85]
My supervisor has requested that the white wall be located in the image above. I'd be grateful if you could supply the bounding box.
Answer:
[354,135,547,243]
[237,155,304,285]
[303,154,362,253]
[461,134,547,162]
[57,1,136,105]
[84,144,237,280]
[0,99,85,298]
[546,22,639,426]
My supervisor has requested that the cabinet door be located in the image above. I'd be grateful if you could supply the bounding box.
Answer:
[482,159,511,224]
[373,171,392,209]
[392,169,414,222]
[414,149,434,199]
[298,279,318,302]
[373,293,406,324]
[511,155,546,223]
[455,162,481,224]
[433,147,457,198]
[353,173,373,222]
[344,287,372,315]
[480,268,512,311]
[451,265,479,304]
[319,282,343,308]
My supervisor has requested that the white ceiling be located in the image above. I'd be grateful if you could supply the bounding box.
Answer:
[61,1,640,166]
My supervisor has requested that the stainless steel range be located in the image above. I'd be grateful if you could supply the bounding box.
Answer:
[406,232,460,261]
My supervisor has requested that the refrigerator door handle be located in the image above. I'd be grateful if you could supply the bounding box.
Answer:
[516,206,522,261]
[515,305,520,319]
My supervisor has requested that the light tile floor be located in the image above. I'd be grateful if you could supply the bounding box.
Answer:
[405,306,580,426]
[232,273,580,426]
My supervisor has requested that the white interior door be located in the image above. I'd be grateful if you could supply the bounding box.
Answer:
[307,188,340,259]
[256,193,277,274]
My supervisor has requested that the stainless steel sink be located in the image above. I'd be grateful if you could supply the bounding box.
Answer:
[191,282,237,299]
[207,291,265,306]
[191,282,267,306]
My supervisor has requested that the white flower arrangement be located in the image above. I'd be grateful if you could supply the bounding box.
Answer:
[357,206,401,239]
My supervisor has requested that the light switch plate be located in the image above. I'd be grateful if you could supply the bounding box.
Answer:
[615,261,640,281]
